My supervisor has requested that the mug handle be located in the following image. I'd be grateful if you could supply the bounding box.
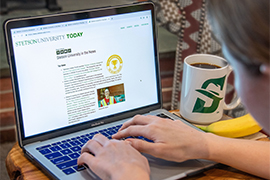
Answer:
[223,65,241,110]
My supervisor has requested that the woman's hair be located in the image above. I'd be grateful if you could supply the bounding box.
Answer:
[206,0,269,67]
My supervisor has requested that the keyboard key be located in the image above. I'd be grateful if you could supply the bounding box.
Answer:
[60,149,73,155]
[136,136,144,140]
[51,156,71,164]
[78,138,88,144]
[144,138,154,143]
[62,167,76,175]
[107,130,116,135]
[125,136,134,139]
[60,143,72,149]
[70,140,81,146]
[45,152,62,160]
[36,144,51,150]
[135,136,154,143]
[69,152,80,159]
[71,136,80,140]
[115,124,122,130]
[99,131,109,137]
[79,144,84,148]
[73,165,86,171]
[70,146,81,152]
[39,148,52,155]
[89,132,97,136]
[52,141,62,146]
[50,145,62,152]
[57,159,77,170]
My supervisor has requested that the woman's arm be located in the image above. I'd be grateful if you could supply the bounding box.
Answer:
[206,133,270,179]
[113,115,270,179]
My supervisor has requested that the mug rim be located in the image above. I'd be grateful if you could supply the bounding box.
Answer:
[184,54,229,71]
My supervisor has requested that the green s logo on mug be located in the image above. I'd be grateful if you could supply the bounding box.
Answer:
[192,75,226,113]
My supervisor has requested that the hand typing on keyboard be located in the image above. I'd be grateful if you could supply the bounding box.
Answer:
[112,115,209,163]
[77,133,150,180]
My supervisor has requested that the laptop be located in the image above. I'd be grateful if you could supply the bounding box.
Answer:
[3,2,216,179]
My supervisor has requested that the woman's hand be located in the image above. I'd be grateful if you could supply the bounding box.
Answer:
[113,115,210,162]
[78,134,150,180]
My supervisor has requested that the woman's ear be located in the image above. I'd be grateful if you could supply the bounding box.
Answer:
[260,64,270,75]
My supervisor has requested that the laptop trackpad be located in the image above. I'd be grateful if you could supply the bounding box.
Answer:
[79,153,213,180]
[144,153,213,180]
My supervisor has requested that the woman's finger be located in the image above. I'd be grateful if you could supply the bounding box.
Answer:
[119,115,154,131]
[92,133,109,146]
[81,138,102,155]
[113,125,151,139]
[125,138,158,155]
[77,151,95,166]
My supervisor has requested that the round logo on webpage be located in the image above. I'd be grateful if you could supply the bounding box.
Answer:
[106,54,123,74]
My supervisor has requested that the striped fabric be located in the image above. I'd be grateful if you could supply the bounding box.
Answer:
[153,0,246,117]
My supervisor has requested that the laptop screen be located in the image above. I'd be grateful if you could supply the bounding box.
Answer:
[6,5,160,138]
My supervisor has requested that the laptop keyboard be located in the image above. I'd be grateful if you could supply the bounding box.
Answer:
[36,113,172,175]
[36,120,159,175]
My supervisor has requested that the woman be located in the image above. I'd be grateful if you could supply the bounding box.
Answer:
[100,89,117,107]
[78,0,270,179]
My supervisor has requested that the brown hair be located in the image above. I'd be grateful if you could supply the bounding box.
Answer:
[206,0,269,67]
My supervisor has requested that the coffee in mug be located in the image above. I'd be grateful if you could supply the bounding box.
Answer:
[190,63,221,69]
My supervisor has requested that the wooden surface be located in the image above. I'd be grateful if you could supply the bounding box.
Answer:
[5,111,269,180]
[6,142,50,180]
[6,141,267,180]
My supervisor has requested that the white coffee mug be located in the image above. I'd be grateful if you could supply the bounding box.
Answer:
[180,54,241,124]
